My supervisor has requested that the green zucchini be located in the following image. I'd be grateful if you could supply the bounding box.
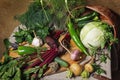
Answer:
[54,57,69,67]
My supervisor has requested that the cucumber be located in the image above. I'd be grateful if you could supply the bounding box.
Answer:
[54,57,69,67]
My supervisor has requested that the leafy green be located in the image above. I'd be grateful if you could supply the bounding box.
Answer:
[24,66,40,74]
[38,64,47,78]
[81,70,90,78]
[0,56,21,80]
[23,64,47,79]
[15,0,86,40]
[16,0,51,39]
[3,38,11,50]
[36,47,47,61]
[66,68,73,78]
[99,54,107,63]
[14,27,33,43]
[92,63,106,75]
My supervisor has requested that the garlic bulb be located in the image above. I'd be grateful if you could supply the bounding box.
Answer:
[32,37,43,47]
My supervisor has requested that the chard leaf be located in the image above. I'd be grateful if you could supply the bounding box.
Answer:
[24,66,40,74]
[13,68,21,80]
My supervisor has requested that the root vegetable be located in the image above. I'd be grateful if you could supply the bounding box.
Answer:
[48,62,59,72]
[32,37,43,47]
[84,63,94,73]
[70,49,82,61]
[70,63,83,76]
[53,30,63,39]
[39,48,58,67]
[45,36,57,48]
[26,48,58,69]
[84,56,94,73]
[58,33,71,54]
[32,31,43,47]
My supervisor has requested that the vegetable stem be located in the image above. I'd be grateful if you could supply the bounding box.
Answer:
[75,12,98,22]
[65,0,74,18]
[40,0,49,21]
[59,33,71,54]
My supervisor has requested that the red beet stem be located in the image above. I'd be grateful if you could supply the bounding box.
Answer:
[25,48,57,69]
[53,30,63,39]
[39,48,58,67]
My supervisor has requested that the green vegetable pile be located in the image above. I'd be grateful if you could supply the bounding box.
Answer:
[0,57,21,80]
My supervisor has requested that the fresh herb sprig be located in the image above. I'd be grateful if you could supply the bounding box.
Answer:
[14,27,33,43]
[15,0,86,40]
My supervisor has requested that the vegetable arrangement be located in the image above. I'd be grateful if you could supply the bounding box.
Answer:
[0,0,118,80]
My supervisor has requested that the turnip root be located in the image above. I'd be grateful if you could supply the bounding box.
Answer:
[70,63,83,76]
[70,49,82,61]
[84,56,94,73]
[84,63,94,73]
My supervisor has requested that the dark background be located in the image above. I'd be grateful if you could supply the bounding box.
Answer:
[0,0,120,79]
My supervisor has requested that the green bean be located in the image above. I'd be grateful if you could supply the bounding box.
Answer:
[75,12,98,22]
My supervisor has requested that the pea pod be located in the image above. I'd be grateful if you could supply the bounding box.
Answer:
[17,46,36,55]
[67,21,89,56]
[54,57,69,67]
[75,12,98,22]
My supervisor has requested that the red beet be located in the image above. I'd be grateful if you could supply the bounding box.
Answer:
[26,48,58,69]
[39,48,58,67]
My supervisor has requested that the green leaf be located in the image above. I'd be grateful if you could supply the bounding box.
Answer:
[36,27,49,39]
[25,34,33,43]
[7,66,16,77]
[13,68,21,80]
[15,36,24,43]
[100,54,107,63]
[92,63,106,75]
[2,54,12,64]
[96,68,106,75]
[0,72,4,78]
[38,68,43,78]
[14,28,34,43]
[24,66,40,75]
[66,69,73,78]
[3,38,11,50]
[38,64,47,78]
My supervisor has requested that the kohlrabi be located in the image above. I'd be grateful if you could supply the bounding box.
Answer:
[80,21,115,49]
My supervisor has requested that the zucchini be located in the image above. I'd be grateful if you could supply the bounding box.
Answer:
[54,57,69,67]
